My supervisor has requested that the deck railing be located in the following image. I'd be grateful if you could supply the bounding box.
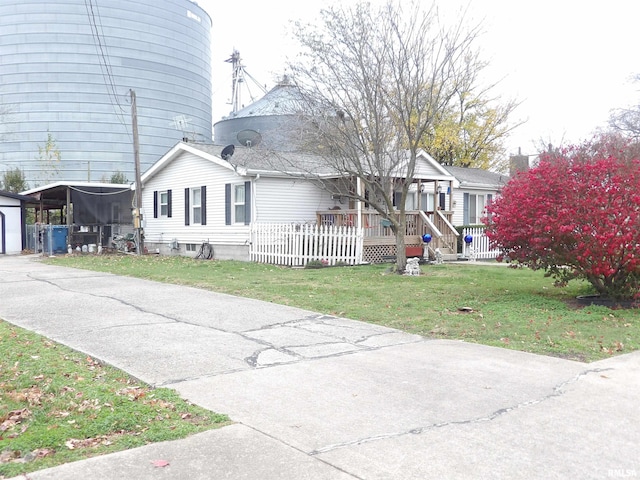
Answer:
[317,209,459,252]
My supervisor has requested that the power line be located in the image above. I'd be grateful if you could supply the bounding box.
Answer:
[84,0,131,136]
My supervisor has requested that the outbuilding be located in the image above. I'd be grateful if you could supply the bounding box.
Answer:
[0,190,32,255]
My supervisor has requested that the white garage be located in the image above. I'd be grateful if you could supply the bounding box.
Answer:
[0,191,30,255]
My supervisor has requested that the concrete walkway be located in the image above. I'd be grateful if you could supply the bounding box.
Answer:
[1,255,638,479]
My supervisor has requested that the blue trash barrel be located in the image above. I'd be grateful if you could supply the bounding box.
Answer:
[51,226,69,254]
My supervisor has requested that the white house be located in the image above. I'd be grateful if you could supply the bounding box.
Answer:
[139,142,337,259]
[139,142,462,263]
[0,190,31,255]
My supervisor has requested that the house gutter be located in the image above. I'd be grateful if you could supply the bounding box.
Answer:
[252,173,260,224]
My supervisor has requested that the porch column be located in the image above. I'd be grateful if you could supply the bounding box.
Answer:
[356,176,363,229]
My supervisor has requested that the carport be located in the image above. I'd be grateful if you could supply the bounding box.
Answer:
[21,181,134,252]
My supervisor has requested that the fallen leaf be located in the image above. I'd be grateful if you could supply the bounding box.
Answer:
[151,459,170,468]
[32,448,55,458]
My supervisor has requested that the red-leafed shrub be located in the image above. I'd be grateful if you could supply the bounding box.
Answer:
[485,135,640,301]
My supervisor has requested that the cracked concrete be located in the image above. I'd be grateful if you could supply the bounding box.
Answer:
[1,254,639,480]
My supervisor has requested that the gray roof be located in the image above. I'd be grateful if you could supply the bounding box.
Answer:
[187,143,341,177]
[443,166,509,189]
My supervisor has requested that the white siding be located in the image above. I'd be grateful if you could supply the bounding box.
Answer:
[142,152,249,247]
[255,178,333,223]
[142,152,334,253]
[414,161,449,178]
[451,189,466,225]
[0,196,23,254]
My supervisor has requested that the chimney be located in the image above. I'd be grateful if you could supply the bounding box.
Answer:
[509,147,529,177]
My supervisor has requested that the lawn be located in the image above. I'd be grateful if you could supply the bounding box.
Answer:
[44,254,640,363]
[0,321,230,479]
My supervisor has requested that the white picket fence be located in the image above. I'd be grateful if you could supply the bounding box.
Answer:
[250,223,364,266]
[462,226,500,259]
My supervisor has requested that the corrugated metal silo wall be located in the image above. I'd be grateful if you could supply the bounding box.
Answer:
[0,0,212,186]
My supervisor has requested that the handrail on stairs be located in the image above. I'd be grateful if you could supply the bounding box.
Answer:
[435,210,459,237]
[418,210,443,237]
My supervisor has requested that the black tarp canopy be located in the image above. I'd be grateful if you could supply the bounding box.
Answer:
[21,182,134,226]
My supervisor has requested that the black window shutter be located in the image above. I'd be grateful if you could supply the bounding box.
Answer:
[153,191,158,218]
[167,189,172,218]
[184,188,190,226]
[201,186,207,225]
[225,183,231,225]
[439,192,446,210]
[244,181,251,225]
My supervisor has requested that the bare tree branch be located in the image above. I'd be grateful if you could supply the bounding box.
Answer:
[277,0,491,271]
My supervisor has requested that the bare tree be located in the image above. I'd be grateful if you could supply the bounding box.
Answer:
[37,132,61,185]
[609,74,640,138]
[286,0,484,272]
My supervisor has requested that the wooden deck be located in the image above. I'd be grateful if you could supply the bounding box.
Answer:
[317,209,459,262]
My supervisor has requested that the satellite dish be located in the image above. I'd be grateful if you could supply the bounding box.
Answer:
[237,129,262,147]
[221,144,235,160]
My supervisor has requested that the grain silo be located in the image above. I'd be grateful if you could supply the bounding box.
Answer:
[0,0,212,186]
[214,73,309,152]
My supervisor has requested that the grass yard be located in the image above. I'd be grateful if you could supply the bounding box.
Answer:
[44,254,640,363]
[0,321,230,479]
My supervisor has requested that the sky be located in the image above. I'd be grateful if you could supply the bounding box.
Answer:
[197,0,640,159]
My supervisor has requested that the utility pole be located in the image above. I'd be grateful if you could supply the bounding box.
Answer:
[130,89,144,255]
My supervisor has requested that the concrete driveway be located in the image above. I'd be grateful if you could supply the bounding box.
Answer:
[1,255,638,479]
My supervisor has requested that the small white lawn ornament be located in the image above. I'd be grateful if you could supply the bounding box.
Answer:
[434,248,444,265]
[404,257,421,276]
[468,247,477,262]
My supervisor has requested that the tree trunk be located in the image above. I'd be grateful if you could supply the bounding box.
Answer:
[395,221,407,273]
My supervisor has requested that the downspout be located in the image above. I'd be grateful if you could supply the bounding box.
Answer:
[252,174,260,224]
[20,201,26,251]
[0,211,5,254]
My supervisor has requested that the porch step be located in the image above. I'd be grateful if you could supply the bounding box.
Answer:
[427,246,458,262]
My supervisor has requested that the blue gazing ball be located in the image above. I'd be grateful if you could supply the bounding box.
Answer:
[464,234,473,244]
[422,234,432,243]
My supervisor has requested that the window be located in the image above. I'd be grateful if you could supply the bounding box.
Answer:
[185,186,206,226]
[464,193,487,224]
[192,187,202,224]
[404,193,416,211]
[225,182,251,225]
[185,243,197,252]
[420,193,435,212]
[160,191,169,216]
[153,189,171,218]
[234,184,245,224]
